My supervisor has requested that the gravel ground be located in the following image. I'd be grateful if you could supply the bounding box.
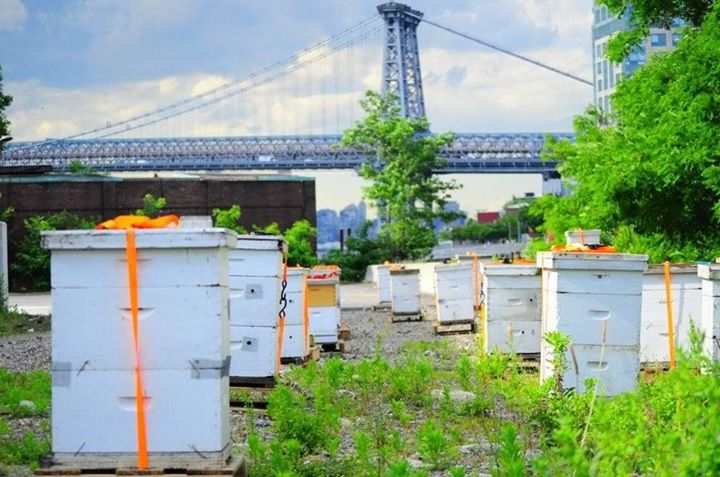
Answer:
[341,294,476,360]
[0,332,51,372]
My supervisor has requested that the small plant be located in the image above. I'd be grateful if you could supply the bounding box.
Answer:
[211,205,247,234]
[134,193,166,216]
[544,331,570,393]
[67,159,97,175]
[492,424,525,477]
[416,420,452,470]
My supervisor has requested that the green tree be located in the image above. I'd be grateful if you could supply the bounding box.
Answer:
[341,91,460,260]
[539,4,720,261]
[0,65,12,150]
[599,0,715,62]
[254,220,318,268]
[212,205,248,234]
[134,193,166,216]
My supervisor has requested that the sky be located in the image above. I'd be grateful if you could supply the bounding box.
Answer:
[0,0,595,215]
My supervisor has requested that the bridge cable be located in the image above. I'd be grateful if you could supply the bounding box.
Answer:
[409,13,593,87]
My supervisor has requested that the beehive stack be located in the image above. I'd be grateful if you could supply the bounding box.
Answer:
[307,267,342,344]
[698,264,720,360]
[43,229,235,468]
[480,263,541,355]
[282,267,310,361]
[641,264,701,365]
[434,263,474,324]
[390,268,421,316]
[376,264,392,303]
[538,251,648,396]
[227,235,287,380]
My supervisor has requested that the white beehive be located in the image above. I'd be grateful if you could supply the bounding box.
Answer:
[565,229,602,245]
[481,263,541,355]
[228,235,287,380]
[538,251,648,396]
[43,228,235,468]
[390,268,421,315]
[308,267,342,344]
[698,264,720,359]
[434,263,474,324]
[641,264,702,365]
[377,264,392,303]
[282,268,309,360]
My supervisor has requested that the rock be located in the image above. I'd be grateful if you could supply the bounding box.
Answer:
[18,400,37,413]
[460,443,480,455]
[337,389,356,399]
[254,417,271,428]
[339,417,353,428]
[407,454,424,470]
[431,389,477,404]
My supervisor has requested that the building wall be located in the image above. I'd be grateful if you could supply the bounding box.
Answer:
[592,3,682,113]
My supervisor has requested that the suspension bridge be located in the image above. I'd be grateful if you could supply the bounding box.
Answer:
[1,2,589,174]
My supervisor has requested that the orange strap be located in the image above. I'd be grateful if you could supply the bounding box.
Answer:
[275,257,288,375]
[303,274,310,355]
[663,261,677,369]
[125,230,148,469]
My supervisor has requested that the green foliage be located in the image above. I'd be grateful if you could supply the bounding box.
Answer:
[0,369,50,417]
[0,65,12,149]
[598,0,713,62]
[134,193,167,216]
[211,205,248,234]
[341,91,460,260]
[284,220,318,267]
[442,200,542,243]
[492,424,526,477]
[323,221,392,282]
[544,331,570,393]
[255,220,318,267]
[67,159,97,175]
[0,420,50,471]
[539,6,720,261]
[523,237,551,260]
[13,211,96,291]
[416,421,453,470]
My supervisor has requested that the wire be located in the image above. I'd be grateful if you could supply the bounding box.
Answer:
[409,13,593,87]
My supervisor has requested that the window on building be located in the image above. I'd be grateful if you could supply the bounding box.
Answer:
[650,33,667,47]
[672,32,681,46]
[604,96,610,113]
[602,61,609,91]
[609,63,615,88]
[597,62,602,74]
[594,8,600,24]
[616,72,622,84]
[596,44,602,56]
[598,79,603,91]
[601,6,607,21]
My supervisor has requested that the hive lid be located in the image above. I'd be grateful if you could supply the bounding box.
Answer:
[287,267,309,276]
[645,263,698,275]
[233,234,288,252]
[434,262,473,272]
[42,228,237,250]
[537,251,648,272]
[697,264,720,280]
[479,263,539,276]
[390,268,419,275]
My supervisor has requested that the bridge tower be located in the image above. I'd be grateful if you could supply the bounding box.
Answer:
[377,2,426,119]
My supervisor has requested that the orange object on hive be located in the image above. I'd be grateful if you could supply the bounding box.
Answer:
[96,215,179,230]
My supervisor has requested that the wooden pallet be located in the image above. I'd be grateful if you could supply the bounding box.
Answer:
[230,385,274,410]
[339,325,351,341]
[390,313,423,323]
[35,455,245,477]
[319,340,346,353]
[280,345,321,365]
[432,320,475,335]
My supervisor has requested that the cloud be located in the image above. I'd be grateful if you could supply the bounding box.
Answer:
[0,0,27,31]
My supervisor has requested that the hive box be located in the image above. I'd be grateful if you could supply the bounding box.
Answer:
[43,228,235,468]
[377,264,392,303]
[698,264,720,359]
[565,229,601,245]
[434,263,474,324]
[308,267,342,344]
[481,264,541,355]
[390,268,421,315]
[228,235,287,380]
[282,268,309,360]
[641,264,702,365]
[538,251,648,396]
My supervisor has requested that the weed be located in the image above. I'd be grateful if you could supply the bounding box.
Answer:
[416,420,453,470]
[134,193,166,216]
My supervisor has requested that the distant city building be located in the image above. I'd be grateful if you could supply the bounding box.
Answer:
[433,201,465,232]
[317,201,368,246]
[339,202,367,236]
[592,3,682,113]
[477,211,501,224]
[316,209,339,244]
